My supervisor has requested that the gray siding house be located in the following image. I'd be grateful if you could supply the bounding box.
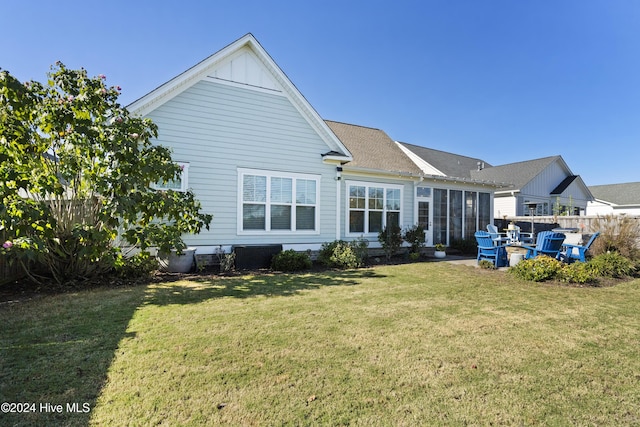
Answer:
[398,147,594,219]
[471,156,593,217]
[128,34,504,256]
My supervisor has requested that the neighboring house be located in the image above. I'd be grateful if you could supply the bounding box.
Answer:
[587,182,640,216]
[398,147,593,218]
[127,34,505,257]
[470,155,593,217]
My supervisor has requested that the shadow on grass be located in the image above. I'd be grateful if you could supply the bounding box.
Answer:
[143,268,385,306]
[0,285,149,427]
[0,268,382,426]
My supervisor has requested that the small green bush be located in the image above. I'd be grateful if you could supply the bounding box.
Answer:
[319,240,368,269]
[403,224,425,255]
[115,251,159,279]
[478,259,496,270]
[508,256,564,282]
[588,252,635,278]
[271,250,312,272]
[378,224,403,260]
[559,261,598,284]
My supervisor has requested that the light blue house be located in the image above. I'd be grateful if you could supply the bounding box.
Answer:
[128,34,505,261]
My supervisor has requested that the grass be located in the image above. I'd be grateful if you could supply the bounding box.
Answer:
[1,262,640,425]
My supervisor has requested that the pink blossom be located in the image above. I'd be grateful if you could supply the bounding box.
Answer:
[130,133,139,139]
[67,95,74,102]
[2,241,12,249]
[116,86,121,91]
[100,88,107,95]
[98,74,106,79]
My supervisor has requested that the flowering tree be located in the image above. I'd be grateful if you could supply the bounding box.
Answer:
[0,63,212,284]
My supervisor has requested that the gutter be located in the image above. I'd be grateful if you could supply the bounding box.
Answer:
[342,166,513,189]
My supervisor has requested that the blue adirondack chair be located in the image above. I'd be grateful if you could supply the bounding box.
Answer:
[559,232,600,263]
[521,231,566,260]
[475,231,507,267]
[486,224,508,246]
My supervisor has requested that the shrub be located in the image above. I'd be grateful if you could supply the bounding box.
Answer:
[271,250,312,272]
[350,237,370,265]
[558,262,598,285]
[508,256,564,282]
[478,259,496,270]
[218,252,236,274]
[378,224,403,260]
[115,251,159,279]
[590,215,640,259]
[403,224,425,255]
[587,252,635,278]
[319,240,368,269]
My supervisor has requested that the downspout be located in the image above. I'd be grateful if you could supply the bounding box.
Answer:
[335,167,342,240]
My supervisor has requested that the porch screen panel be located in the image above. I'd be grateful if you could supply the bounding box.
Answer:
[449,190,463,242]
[464,191,477,240]
[478,192,491,231]
[433,189,448,245]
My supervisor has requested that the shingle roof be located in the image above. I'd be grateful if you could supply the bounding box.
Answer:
[588,182,640,206]
[471,156,561,190]
[398,142,492,179]
[325,121,423,175]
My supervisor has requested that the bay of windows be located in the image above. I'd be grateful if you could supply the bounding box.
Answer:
[240,169,318,233]
[348,182,402,234]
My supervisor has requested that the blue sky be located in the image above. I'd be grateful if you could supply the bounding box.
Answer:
[3,0,639,185]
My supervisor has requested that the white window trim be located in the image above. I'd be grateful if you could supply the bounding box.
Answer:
[237,168,321,235]
[153,162,189,192]
[345,180,404,237]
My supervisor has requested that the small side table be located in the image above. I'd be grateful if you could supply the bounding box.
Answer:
[510,253,524,267]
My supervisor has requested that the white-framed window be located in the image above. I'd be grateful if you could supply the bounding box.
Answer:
[347,181,402,235]
[238,168,320,234]
[154,162,189,192]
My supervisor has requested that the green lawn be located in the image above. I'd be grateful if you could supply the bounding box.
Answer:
[2,262,640,426]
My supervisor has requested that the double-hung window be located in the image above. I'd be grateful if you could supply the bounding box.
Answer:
[347,181,402,234]
[239,169,319,233]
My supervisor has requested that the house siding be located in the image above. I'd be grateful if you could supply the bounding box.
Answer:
[146,80,339,250]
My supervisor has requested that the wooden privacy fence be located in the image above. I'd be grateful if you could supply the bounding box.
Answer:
[495,215,640,234]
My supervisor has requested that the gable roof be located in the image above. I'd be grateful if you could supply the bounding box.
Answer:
[398,142,493,179]
[470,155,563,190]
[127,33,351,161]
[325,121,423,175]
[589,182,640,206]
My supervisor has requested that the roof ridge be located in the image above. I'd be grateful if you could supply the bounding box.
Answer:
[492,155,561,168]
[398,141,490,163]
[324,120,386,133]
